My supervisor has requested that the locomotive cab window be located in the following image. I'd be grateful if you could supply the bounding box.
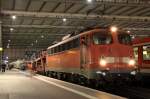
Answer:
[93,32,112,45]
[143,45,150,60]
[118,33,132,45]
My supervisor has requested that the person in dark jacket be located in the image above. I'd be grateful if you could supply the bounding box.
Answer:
[1,63,6,72]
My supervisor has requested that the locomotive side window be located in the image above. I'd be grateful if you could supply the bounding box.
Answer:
[73,38,80,48]
[62,44,65,51]
[70,41,74,49]
[48,38,80,54]
[57,46,59,53]
[50,48,53,54]
[143,45,150,60]
[93,32,112,45]
[67,42,71,49]
[64,43,68,50]
[54,47,57,53]
[55,47,57,53]
[58,45,61,52]
[118,33,132,45]
[60,45,63,52]
[48,49,51,55]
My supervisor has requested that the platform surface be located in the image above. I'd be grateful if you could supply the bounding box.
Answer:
[0,70,125,99]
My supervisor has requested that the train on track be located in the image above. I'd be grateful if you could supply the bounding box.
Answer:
[133,37,150,80]
[28,26,137,86]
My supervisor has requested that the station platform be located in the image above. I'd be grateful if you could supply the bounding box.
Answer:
[0,70,125,99]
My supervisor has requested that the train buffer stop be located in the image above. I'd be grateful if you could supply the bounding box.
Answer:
[0,69,125,99]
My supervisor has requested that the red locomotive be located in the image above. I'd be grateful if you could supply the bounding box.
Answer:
[44,26,136,85]
[133,37,150,78]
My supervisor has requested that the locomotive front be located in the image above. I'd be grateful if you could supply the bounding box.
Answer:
[90,27,137,80]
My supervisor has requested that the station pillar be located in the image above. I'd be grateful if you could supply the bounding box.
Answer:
[0,21,3,64]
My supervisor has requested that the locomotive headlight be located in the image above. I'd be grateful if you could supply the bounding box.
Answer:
[99,59,107,67]
[128,59,135,66]
[110,26,118,32]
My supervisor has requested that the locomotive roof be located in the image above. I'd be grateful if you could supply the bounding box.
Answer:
[47,28,127,49]
[47,28,103,49]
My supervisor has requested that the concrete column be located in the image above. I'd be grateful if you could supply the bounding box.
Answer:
[0,21,2,47]
[0,21,3,64]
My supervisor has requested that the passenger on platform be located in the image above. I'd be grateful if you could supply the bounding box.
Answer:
[6,64,9,70]
[1,63,6,72]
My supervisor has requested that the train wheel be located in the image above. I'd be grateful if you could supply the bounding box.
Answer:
[47,71,51,77]
[51,72,56,78]
[57,73,60,80]
[57,73,64,80]
[45,71,48,76]
[62,73,68,81]
[70,74,78,83]
[87,79,99,88]
[78,76,88,86]
[63,73,72,82]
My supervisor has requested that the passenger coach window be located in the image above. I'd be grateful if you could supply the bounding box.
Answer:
[118,33,132,45]
[143,45,150,60]
[93,32,112,45]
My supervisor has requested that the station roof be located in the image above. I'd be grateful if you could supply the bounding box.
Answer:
[1,0,150,49]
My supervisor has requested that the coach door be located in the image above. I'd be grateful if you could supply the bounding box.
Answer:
[80,35,90,72]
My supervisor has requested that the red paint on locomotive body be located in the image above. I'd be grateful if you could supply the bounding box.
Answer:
[46,28,136,79]
[46,49,80,72]
[89,30,135,73]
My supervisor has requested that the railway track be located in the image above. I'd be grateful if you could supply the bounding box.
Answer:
[40,73,150,99]
[67,78,150,99]
[106,86,150,99]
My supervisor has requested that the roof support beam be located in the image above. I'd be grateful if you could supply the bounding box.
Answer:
[4,44,47,47]
[0,21,2,48]
[124,28,150,31]
[3,16,150,23]
[31,0,150,7]
[3,24,150,31]
[2,10,150,22]
[3,40,57,44]
[3,24,84,29]
[3,33,66,36]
